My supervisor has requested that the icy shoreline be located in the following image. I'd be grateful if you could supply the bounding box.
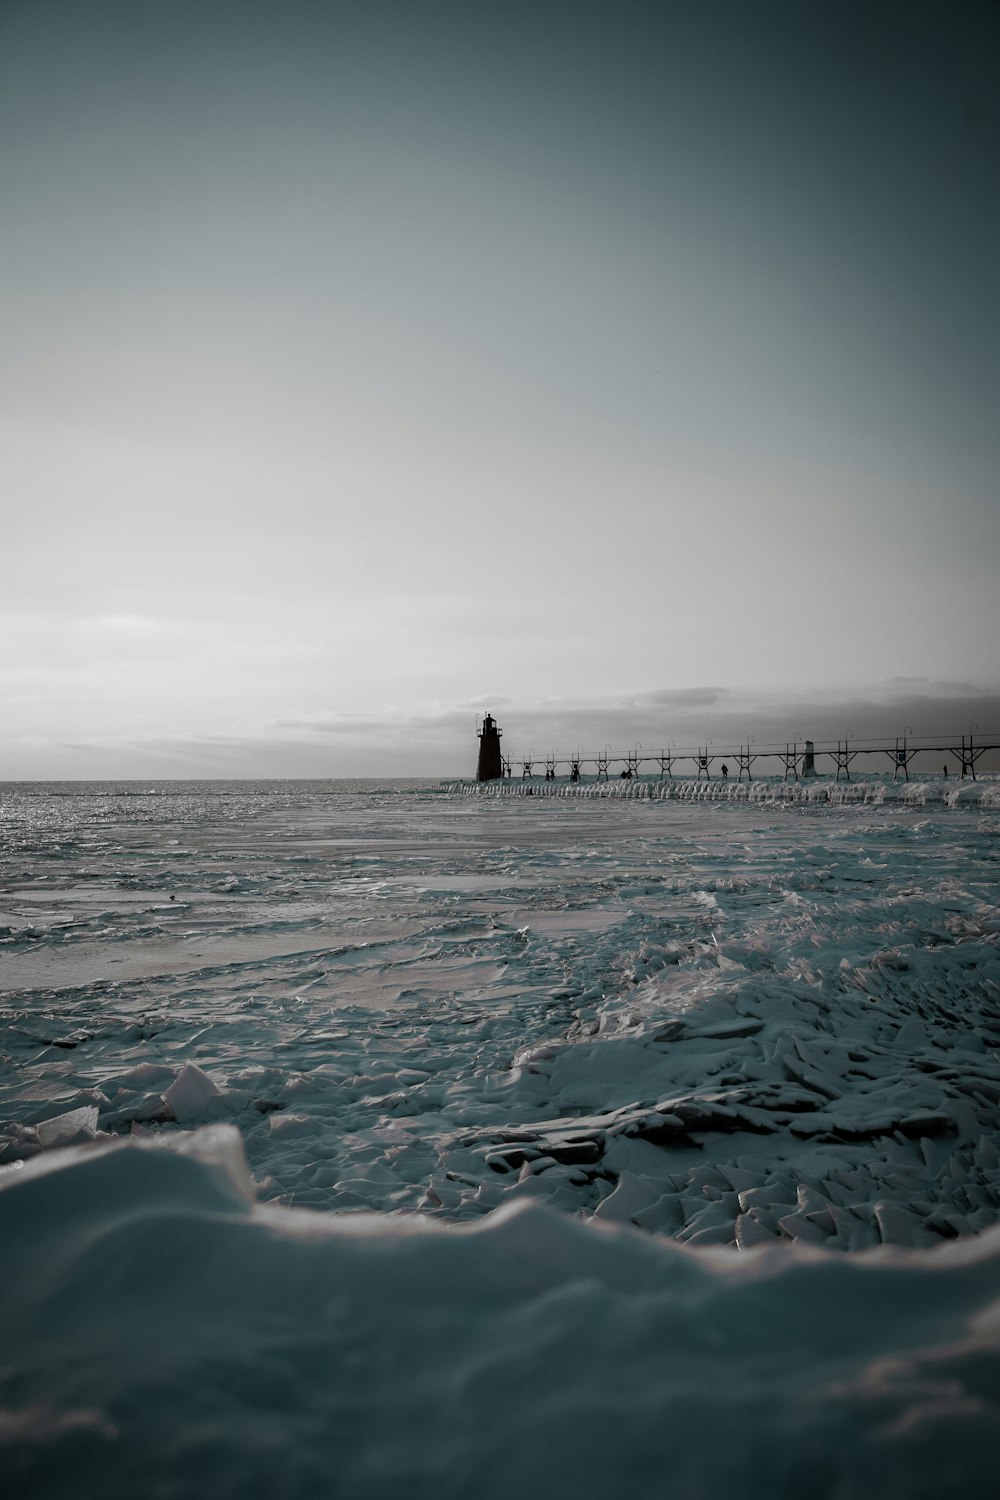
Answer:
[448,773,1000,807]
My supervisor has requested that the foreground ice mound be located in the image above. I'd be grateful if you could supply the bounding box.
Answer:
[2,1127,999,1499]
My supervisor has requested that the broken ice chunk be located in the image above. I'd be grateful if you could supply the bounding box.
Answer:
[164,1063,223,1122]
[735,1212,777,1250]
[35,1105,100,1149]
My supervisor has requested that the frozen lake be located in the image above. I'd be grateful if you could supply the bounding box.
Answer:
[2,778,999,1495]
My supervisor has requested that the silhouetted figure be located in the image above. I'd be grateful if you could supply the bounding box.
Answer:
[943,764,949,778]
[570,763,580,783]
[721,764,728,778]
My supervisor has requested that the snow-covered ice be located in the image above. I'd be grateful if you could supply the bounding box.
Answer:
[1,777,998,1495]
[3,1124,999,1498]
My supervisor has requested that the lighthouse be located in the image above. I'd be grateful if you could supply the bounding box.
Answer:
[477,713,504,782]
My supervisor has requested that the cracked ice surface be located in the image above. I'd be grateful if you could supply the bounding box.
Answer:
[2,779,1000,1497]
[2,779,998,1251]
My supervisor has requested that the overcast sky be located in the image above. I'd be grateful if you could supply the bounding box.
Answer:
[2,0,998,778]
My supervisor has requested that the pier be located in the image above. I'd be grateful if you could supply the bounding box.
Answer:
[474,716,1000,784]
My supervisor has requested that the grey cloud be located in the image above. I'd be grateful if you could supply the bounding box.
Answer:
[634,688,730,709]
[480,688,1000,767]
[272,706,479,738]
[460,694,514,711]
[8,681,998,781]
[879,677,983,696]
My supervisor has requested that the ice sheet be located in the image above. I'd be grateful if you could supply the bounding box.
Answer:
[2,778,999,1493]
[2,781,998,1247]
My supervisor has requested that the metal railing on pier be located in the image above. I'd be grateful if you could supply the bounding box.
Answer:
[496,731,999,784]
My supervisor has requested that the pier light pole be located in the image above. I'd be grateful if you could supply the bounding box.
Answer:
[780,736,801,782]
[891,726,914,782]
[833,730,856,782]
[656,741,676,779]
[736,736,756,783]
[954,722,983,780]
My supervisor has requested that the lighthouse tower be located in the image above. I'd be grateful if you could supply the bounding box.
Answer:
[476,713,504,782]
